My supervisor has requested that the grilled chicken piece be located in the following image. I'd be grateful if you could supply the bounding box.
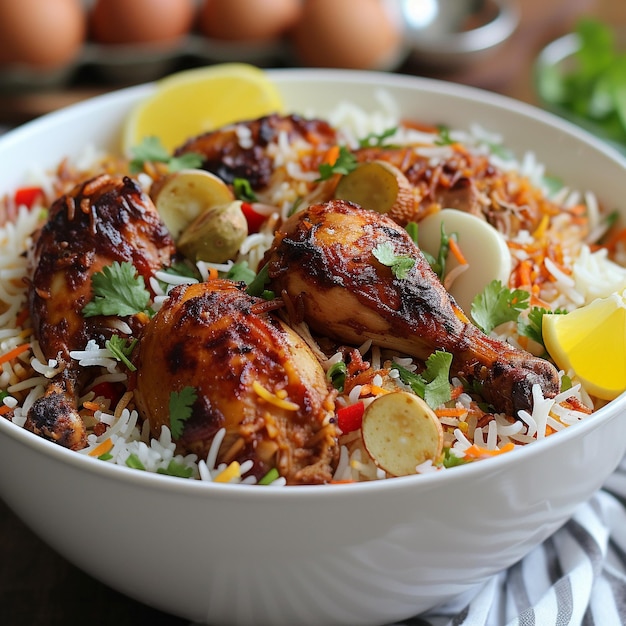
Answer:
[25,174,175,449]
[173,113,338,199]
[132,279,339,485]
[262,200,560,417]
[354,146,545,236]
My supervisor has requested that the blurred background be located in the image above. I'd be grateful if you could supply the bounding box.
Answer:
[1,0,626,625]
[0,0,624,134]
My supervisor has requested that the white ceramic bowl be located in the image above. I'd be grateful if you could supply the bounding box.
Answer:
[1,69,625,626]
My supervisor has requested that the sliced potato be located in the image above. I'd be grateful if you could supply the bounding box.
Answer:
[150,168,234,240]
[177,200,248,263]
[334,160,414,221]
[361,391,443,476]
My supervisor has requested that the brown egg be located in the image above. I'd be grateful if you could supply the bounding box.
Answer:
[0,0,85,69]
[198,0,301,42]
[291,0,404,70]
[90,0,195,45]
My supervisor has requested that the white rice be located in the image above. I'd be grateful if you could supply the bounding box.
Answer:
[0,95,619,485]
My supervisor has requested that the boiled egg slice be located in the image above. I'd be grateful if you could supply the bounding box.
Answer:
[417,208,511,313]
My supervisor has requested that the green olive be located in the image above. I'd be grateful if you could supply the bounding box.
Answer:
[177,201,248,263]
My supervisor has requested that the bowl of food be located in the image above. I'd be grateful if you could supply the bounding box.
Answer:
[0,66,625,626]
[535,18,626,154]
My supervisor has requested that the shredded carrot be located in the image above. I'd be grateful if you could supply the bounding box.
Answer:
[514,259,533,288]
[208,266,219,281]
[0,404,11,415]
[463,442,515,458]
[0,343,30,366]
[88,437,113,458]
[83,401,101,412]
[450,385,464,400]
[603,226,626,252]
[214,461,241,483]
[321,144,340,166]
[359,383,389,397]
[448,237,467,265]
[435,407,467,418]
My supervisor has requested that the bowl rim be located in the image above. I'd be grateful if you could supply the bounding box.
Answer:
[1,67,625,499]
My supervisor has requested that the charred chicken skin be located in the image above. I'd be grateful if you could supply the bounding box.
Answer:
[132,279,339,485]
[262,199,560,417]
[25,174,175,449]
[173,113,338,198]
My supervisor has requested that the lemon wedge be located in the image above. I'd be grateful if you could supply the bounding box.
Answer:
[543,290,626,401]
[122,63,284,153]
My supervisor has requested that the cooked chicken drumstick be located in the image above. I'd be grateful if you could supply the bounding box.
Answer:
[262,199,560,417]
[25,174,175,449]
[132,279,339,485]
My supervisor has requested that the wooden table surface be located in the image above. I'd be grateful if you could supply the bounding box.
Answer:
[0,1,624,624]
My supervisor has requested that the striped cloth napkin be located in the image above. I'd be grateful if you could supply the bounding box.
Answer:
[411,456,626,626]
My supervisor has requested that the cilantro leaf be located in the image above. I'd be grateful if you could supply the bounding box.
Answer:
[421,351,454,409]
[316,146,358,181]
[358,126,398,148]
[470,280,530,334]
[169,386,197,439]
[434,124,455,146]
[129,137,203,173]
[105,335,138,371]
[537,18,626,147]
[82,261,152,318]
[518,306,568,347]
[391,350,453,409]
[372,241,415,279]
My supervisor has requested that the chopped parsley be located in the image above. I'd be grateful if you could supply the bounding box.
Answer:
[470,279,530,334]
[372,241,415,279]
[129,137,203,173]
[391,350,453,409]
[169,386,197,439]
[233,177,258,202]
[106,335,138,371]
[82,261,152,318]
[316,146,358,181]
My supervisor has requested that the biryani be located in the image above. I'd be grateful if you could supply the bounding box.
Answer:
[0,93,623,486]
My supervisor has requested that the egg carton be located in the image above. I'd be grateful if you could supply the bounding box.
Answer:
[0,33,291,91]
